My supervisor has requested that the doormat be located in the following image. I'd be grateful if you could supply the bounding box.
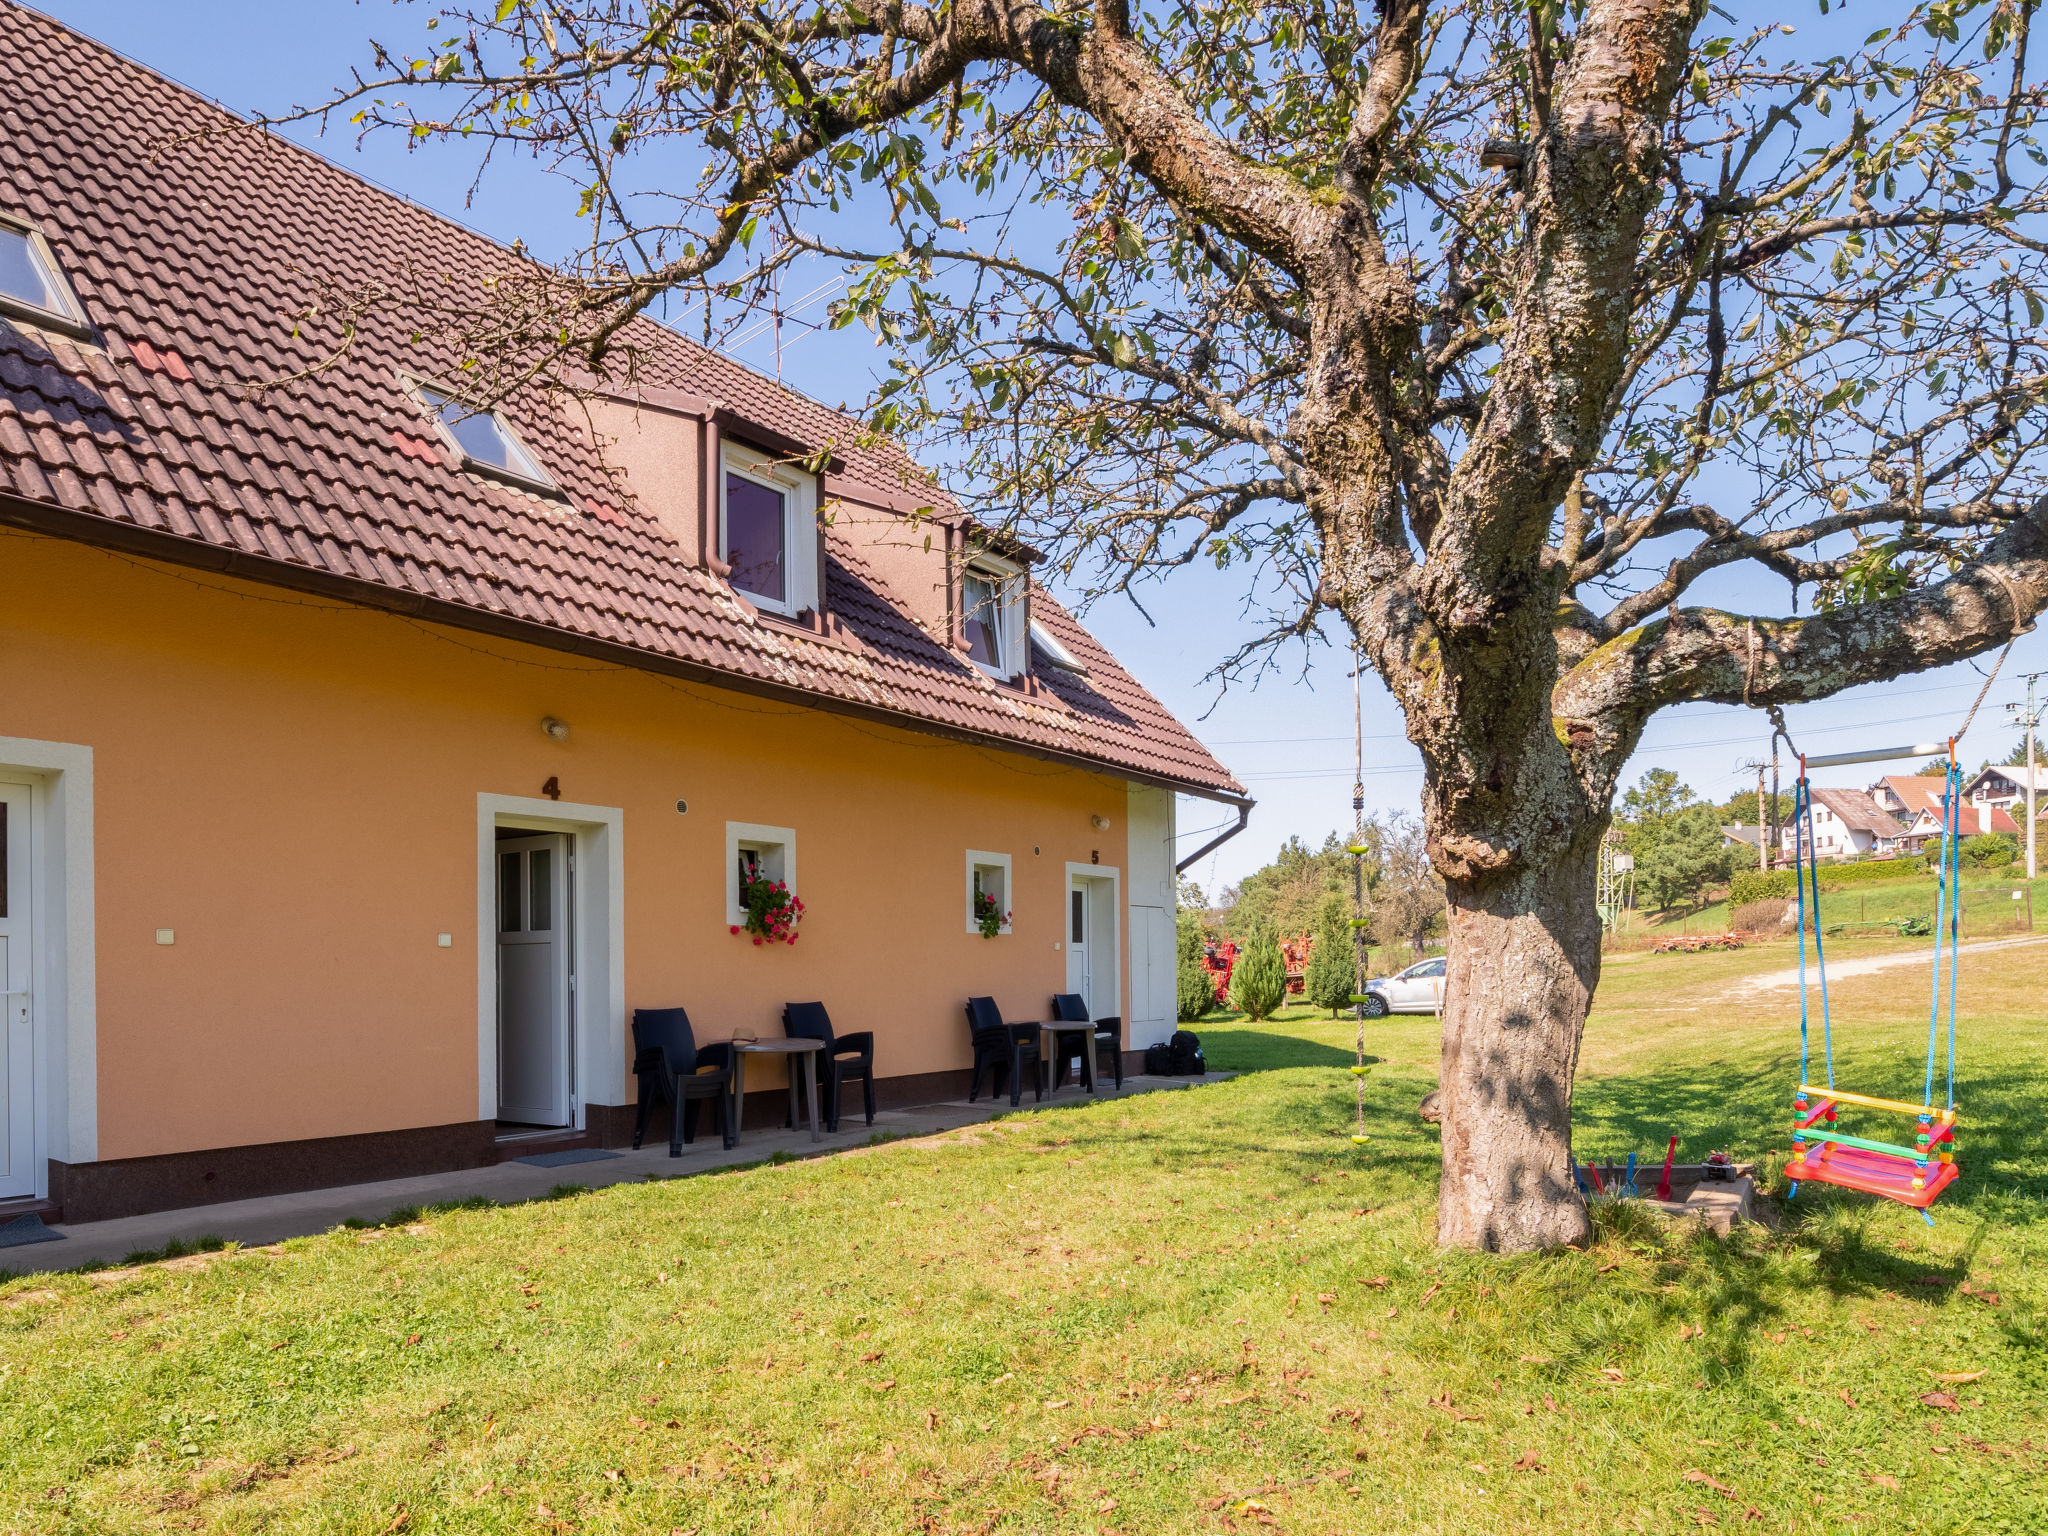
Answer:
[0,1214,64,1248]
[514,1149,623,1168]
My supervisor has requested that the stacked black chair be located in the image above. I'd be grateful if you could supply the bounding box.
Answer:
[1052,992,1125,1091]
[783,1001,877,1133]
[631,1007,735,1156]
[965,996,1043,1106]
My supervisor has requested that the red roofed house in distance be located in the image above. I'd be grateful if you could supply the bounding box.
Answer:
[0,5,1247,1223]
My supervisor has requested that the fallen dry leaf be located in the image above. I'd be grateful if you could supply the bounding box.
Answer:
[1684,1470,1738,1500]
[1959,1283,2002,1306]
[1919,1391,1961,1412]
[1932,1370,1986,1383]
[1838,1390,1858,1409]
[860,1351,883,1363]
[873,1379,897,1393]
[1096,1497,1119,1514]
[1600,1367,1626,1383]
[1359,1275,1389,1290]
[1512,1450,1544,1473]
[1865,1474,1901,1490]
[1419,1283,1443,1304]
[1543,1393,1561,1413]
[1316,1292,1338,1311]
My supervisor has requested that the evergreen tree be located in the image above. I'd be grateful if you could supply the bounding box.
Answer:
[1176,907,1216,1023]
[1303,895,1355,1018]
[1228,922,1287,1022]
[1635,804,1733,910]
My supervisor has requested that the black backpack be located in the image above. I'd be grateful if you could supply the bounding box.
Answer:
[1143,1042,1174,1075]
[1168,1029,1206,1077]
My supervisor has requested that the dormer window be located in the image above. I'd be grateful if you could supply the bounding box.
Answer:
[720,440,819,618]
[961,556,1025,679]
[0,216,90,338]
[407,376,560,496]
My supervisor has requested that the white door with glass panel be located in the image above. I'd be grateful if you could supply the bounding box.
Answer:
[0,782,34,1198]
[1066,882,1092,1014]
[496,834,573,1126]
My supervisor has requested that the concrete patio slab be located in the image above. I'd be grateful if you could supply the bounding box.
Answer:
[9,1073,1228,1274]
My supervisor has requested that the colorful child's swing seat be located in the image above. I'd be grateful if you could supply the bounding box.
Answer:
[1784,755,1965,1218]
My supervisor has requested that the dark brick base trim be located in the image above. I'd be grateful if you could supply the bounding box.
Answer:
[49,1120,499,1225]
[47,1053,1169,1224]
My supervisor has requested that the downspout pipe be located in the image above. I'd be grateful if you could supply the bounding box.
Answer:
[1176,796,1254,875]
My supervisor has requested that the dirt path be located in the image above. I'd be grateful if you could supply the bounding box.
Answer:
[1731,933,2048,993]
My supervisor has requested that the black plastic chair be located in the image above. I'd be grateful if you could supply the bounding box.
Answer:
[783,1002,876,1133]
[966,996,1043,1106]
[631,1007,734,1156]
[1052,993,1124,1091]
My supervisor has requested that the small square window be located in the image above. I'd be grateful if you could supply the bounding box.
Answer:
[967,850,1013,936]
[406,376,560,495]
[0,216,90,337]
[727,821,796,928]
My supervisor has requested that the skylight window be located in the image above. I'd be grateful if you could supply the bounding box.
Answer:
[0,216,90,337]
[410,378,559,494]
[1029,618,1087,674]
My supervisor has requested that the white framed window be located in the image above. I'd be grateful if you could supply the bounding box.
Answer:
[404,374,561,496]
[721,439,819,617]
[0,214,91,338]
[961,554,1025,679]
[966,849,1013,936]
[726,821,796,927]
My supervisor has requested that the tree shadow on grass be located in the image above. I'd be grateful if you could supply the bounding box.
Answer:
[1199,1028,1366,1072]
[1573,1046,2046,1317]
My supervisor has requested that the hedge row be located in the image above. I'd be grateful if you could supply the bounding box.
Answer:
[1728,858,1940,905]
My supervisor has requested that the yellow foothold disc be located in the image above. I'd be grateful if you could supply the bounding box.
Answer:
[1349,1135,1371,1146]
[1350,1065,1372,1076]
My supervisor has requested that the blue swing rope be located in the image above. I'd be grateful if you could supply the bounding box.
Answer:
[1792,771,1834,1090]
[1925,757,1963,1113]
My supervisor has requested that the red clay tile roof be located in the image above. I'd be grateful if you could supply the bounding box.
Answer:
[1880,777,2021,835]
[0,4,1244,801]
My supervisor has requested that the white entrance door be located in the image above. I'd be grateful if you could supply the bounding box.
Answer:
[496,833,573,1126]
[0,782,33,1198]
[1067,881,1091,1010]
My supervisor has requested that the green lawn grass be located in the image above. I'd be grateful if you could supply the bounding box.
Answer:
[3,939,2043,1533]
[1633,873,2046,937]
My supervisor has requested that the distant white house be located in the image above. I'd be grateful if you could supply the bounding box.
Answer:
[1964,764,2048,814]
[1800,787,1913,860]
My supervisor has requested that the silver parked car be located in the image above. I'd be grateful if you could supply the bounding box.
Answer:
[1360,957,1446,1017]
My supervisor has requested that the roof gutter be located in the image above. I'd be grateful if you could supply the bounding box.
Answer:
[1176,794,1254,874]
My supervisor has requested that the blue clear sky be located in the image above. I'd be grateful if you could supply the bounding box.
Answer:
[36,1,2048,894]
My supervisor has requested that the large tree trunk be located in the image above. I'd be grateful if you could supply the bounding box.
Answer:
[1434,830,1604,1251]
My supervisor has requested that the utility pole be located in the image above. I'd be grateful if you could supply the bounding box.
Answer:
[2008,673,2043,880]
[1737,758,1769,874]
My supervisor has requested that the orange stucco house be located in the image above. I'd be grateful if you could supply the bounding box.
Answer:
[0,9,1248,1223]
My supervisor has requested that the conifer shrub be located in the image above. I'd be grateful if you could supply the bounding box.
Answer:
[1229,923,1287,1021]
